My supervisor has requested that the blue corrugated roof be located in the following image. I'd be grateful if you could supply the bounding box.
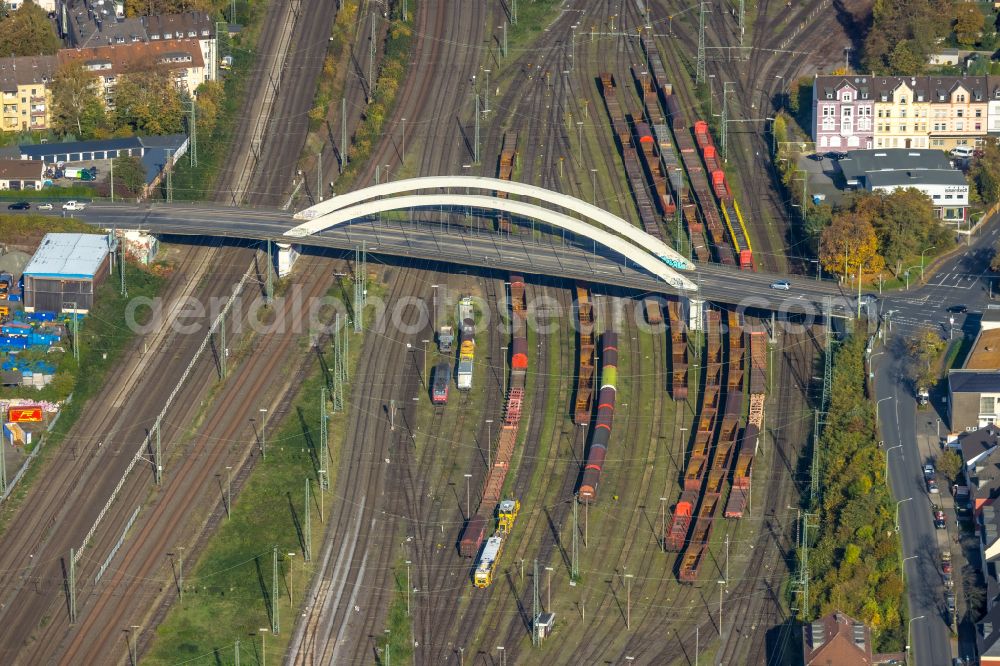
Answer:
[19,137,142,159]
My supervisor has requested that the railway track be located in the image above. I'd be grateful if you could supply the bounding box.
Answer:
[0,241,259,664]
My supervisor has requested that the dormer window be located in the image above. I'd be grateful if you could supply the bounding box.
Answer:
[880,94,888,102]
[958,94,966,102]
[843,92,852,102]
[917,93,924,101]
[825,92,833,99]
[900,97,907,104]
[861,92,868,99]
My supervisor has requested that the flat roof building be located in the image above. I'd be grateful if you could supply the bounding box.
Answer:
[950,311,1000,431]
[22,233,111,313]
[838,149,969,221]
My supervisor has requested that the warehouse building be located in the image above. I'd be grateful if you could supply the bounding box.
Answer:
[22,233,111,313]
[838,149,969,222]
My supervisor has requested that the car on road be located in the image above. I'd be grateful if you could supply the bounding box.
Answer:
[6,202,29,210]
[947,304,969,314]
[770,280,791,290]
[947,592,957,614]
[923,464,936,479]
[934,506,947,529]
[927,477,940,493]
[36,203,52,211]
[825,151,848,160]
[61,200,85,211]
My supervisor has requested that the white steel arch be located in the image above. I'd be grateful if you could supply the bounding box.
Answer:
[284,194,698,291]
[291,175,694,271]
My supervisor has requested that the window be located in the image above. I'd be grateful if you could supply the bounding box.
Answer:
[958,94,966,102]
[901,109,907,118]
[932,138,944,146]
[946,194,953,200]
[899,124,907,132]
[976,122,982,131]
[933,194,941,200]
[822,117,835,130]
[900,97,907,104]
[982,397,996,415]
[976,109,983,118]
[843,92,852,102]
[957,121,964,131]
[958,109,964,118]
[878,109,884,118]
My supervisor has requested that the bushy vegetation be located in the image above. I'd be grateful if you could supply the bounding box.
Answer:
[335,4,415,192]
[0,3,60,56]
[863,0,957,74]
[808,334,905,650]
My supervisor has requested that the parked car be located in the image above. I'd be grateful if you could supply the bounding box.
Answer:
[927,478,940,494]
[944,571,954,588]
[951,146,974,159]
[934,506,947,529]
[36,203,52,211]
[770,280,791,290]
[825,151,848,160]
[6,202,29,210]
[946,592,957,614]
[808,153,824,161]
[923,464,936,479]
[942,552,952,575]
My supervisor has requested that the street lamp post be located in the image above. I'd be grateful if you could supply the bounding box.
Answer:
[906,615,925,663]
[259,628,269,666]
[590,168,598,205]
[885,444,902,482]
[895,497,913,532]
[901,554,917,583]
[287,552,296,606]
[920,245,936,278]
[259,407,268,459]
[225,465,232,518]
[497,646,506,666]
[876,396,893,422]
[485,419,494,468]
[660,497,667,553]
[464,473,472,518]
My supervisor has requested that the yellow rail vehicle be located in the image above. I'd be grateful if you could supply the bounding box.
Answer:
[473,535,503,588]
[497,499,520,534]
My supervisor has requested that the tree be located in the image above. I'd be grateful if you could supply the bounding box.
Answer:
[111,156,146,198]
[50,62,107,139]
[954,3,985,46]
[888,40,925,76]
[991,240,1000,272]
[0,2,60,56]
[819,211,884,277]
[113,69,185,135]
[906,330,946,389]
[194,80,224,138]
[971,139,1000,204]
[123,0,212,16]
[936,449,964,483]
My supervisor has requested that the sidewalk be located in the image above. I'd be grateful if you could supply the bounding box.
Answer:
[914,410,971,661]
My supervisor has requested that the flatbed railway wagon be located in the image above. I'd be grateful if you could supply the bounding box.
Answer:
[431,361,451,404]
[496,133,518,232]
[579,331,619,502]
[694,121,754,269]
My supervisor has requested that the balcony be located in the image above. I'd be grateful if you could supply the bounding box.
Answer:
[30,95,45,103]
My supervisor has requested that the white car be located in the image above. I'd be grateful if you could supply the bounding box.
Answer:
[770,280,791,290]
[61,201,85,211]
[36,203,52,211]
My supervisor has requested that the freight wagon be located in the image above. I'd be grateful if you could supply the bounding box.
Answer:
[456,298,475,391]
[432,362,451,404]
[579,331,619,502]
[459,514,488,557]
[574,285,596,425]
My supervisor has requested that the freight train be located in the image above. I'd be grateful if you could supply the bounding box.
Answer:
[574,285,596,425]
[578,331,619,502]
[459,276,529,558]
[456,297,475,390]
[432,361,451,404]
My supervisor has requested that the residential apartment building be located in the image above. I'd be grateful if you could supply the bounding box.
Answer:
[5,0,56,11]
[0,56,58,132]
[811,76,875,150]
[58,40,206,106]
[59,2,217,81]
[814,74,997,152]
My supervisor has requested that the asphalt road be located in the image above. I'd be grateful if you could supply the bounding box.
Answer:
[59,202,856,310]
[874,221,1000,666]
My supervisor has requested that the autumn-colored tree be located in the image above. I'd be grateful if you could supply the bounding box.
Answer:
[954,3,985,46]
[50,62,108,139]
[971,139,1000,204]
[819,211,884,277]
[0,2,60,56]
[863,0,952,73]
[112,156,147,198]
[906,330,946,389]
[936,449,964,483]
[990,240,1000,272]
[113,68,185,135]
[123,0,212,17]
[194,80,224,138]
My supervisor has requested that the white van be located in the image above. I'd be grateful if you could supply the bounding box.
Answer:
[951,146,974,158]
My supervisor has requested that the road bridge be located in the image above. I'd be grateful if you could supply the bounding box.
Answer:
[70,202,851,314]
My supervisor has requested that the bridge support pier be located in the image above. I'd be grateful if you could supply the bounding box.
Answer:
[276,242,300,278]
[686,297,704,332]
